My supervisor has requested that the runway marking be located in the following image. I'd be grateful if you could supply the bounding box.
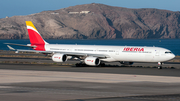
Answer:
[0,69,180,84]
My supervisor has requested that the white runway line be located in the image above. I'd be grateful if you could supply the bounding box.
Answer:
[0,69,180,84]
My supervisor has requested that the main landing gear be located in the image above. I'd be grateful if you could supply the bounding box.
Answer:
[158,62,163,69]
[99,63,105,67]
[75,62,87,67]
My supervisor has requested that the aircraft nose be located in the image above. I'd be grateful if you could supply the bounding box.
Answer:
[170,53,175,60]
[172,53,175,59]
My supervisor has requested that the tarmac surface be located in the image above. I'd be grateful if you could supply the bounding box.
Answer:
[0,52,180,101]
[0,63,180,101]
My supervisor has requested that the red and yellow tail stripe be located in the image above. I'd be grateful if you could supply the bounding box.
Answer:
[26,21,48,51]
[26,21,38,32]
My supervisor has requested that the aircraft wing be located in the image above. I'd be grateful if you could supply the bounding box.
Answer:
[16,49,110,58]
[7,45,110,59]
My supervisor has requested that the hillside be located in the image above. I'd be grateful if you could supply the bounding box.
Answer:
[0,3,180,39]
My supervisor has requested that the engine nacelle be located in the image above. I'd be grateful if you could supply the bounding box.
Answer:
[120,61,134,65]
[84,57,100,66]
[52,53,67,62]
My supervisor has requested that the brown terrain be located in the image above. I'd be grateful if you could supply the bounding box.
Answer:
[0,3,180,39]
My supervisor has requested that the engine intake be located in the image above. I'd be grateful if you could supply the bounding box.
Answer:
[52,53,67,62]
[84,57,100,66]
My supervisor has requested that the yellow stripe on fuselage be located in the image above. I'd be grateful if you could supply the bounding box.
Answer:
[25,21,38,31]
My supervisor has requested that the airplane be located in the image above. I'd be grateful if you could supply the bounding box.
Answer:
[5,21,175,69]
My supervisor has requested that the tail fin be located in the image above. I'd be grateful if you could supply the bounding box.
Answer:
[26,21,48,45]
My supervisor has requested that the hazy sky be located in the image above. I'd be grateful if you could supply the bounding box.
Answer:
[0,0,180,18]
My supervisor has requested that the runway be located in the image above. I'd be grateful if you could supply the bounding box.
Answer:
[0,64,180,101]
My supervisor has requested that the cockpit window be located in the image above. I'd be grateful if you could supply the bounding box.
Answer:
[165,51,172,54]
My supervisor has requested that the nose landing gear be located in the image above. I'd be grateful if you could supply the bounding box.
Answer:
[158,62,163,69]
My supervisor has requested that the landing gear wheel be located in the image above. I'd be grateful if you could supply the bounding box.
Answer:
[75,63,87,67]
[101,63,105,67]
[157,62,163,69]
[158,66,162,69]
[99,63,105,67]
[98,63,105,67]
[75,63,80,67]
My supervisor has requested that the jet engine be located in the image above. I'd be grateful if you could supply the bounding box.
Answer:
[120,61,134,65]
[52,53,67,62]
[84,57,100,66]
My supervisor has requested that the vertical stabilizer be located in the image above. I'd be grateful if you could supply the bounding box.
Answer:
[26,21,48,45]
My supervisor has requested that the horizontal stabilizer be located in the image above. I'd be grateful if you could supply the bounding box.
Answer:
[4,43,36,48]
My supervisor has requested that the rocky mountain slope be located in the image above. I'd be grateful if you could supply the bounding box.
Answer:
[0,3,180,39]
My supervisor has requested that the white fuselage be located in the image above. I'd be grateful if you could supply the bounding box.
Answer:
[44,44,175,62]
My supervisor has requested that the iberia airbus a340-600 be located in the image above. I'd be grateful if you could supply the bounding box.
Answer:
[5,21,175,69]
